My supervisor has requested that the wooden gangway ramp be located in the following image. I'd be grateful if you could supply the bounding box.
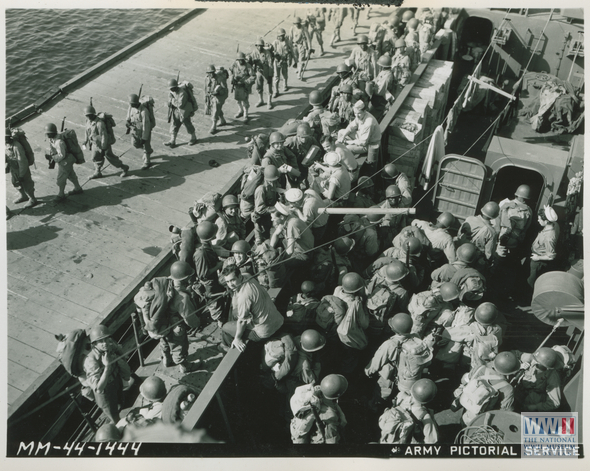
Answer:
[5,6,390,408]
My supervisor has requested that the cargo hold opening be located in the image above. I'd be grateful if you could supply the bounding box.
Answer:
[490,165,545,211]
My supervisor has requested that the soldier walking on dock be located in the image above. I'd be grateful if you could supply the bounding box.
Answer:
[165,78,198,148]
[249,37,275,110]
[45,123,84,203]
[83,106,130,178]
[230,52,256,124]
[204,65,229,135]
[5,128,37,208]
[127,94,153,169]
[290,17,311,80]
[272,28,294,97]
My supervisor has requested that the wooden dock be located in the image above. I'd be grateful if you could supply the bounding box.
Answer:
[5,6,391,408]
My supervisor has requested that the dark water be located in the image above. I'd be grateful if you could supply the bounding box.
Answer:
[5,9,187,116]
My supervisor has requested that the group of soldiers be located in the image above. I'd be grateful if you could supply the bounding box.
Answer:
[36,7,573,445]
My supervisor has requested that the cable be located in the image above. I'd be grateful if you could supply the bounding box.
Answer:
[455,424,505,444]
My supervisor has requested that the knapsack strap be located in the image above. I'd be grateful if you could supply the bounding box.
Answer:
[479,373,510,391]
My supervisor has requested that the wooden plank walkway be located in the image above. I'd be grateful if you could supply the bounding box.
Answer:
[5,6,391,407]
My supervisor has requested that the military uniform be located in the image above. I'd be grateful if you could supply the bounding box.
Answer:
[230,59,256,121]
[127,101,153,168]
[457,214,499,261]
[290,23,310,79]
[305,9,325,54]
[249,44,275,108]
[193,242,224,322]
[272,34,294,95]
[392,50,412,88]
[329,7,348,46]
[5,140,36,206]
[85,117,128,177]
[49,135,83,201]
[253,182,279,244]
[205,68,229,134]
[348,45,378,81]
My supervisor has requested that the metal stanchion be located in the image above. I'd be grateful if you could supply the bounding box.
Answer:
[69,392,97,433]
[131,311,144,368]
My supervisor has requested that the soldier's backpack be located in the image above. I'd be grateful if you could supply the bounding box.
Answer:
[140,95,157,129]
[309,247,338,296]
[9,128,35,166]
[458,365,509,415]
[55,329,90,378]
[60,129,86,164]
[240,165,264,201]
[96,112,117,146]
[398,337,433,382]
[179,81,199,113]
[378,406,415,444]
[216,69,229,99]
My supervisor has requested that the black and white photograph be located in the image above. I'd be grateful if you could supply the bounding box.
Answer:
[2,0,586,466]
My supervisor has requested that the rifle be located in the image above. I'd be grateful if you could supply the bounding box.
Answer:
[300,48,315,80]
[60,116,66,133]
[205,92,212,116]
[511,318,564,386]
[168,72,180,124]
[405,240,411,268]
[90,97,93,108]
[126,84,143,134]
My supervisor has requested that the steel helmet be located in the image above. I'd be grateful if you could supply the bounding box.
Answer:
[285,188,304,204]
[383,163,400,179]
[293,16,302,25]
[439,282,460,302]
[84,105,96,116]
[300,329,326,352]
[437,211,455,228]
[333,237,355,255]
[341,272,365,293]
[378,55,392,68]
[494,351,520,375]
[357,34,369,45]
[222,194,239,209]
[474,302,498,326]
[168,78,178,88]
[206,64,216,73]
[196,221,218,241]
[231,240,251,254]
[402,10,415,22]
[336,63,351,74]
[407,18,420,30]
[390,15,401,27]
[45,123,58,135]
[297,122,312,138]
[411,378,437,404]
[170,261,195,281]
[300,281,316,295]
[405,237,422,255]
[263,165,280,181]
[237,52,246,60]
[320,374,348,400]
[277,28,286,36]
[140,376,167,402]
[89,324,111,343]
[456,243,478,264]
[367,211,384,223]
[534,347,558,369]
[129,93,140,105]
[95,423,122,442]
[309,90,323,106]
[357,176,374,189]
[255,37,265,46]
[269,131,285,145]
[515,184,531,199]
[481,201,500,219]
[385,184,402,198]
[395,38,406,48]
[340,83,353,95]
[388,313,413,335]
[385,260,409,282]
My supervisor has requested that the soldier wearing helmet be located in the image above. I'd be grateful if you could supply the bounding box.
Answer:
[305,8,326,56]
[83,105,130,179]
[347,33,378,83]
[453,350,517,425]
[376,184,407,244]
[412,212,457,267]
[319,134,358,183]
[381,163,412,207]
[95,423,122,442]
[230,51,256,124]
[332,82,357,126]
[126,92,154,169]
[431,243,478,289]
[498,184,533,254]
[272,27,294,96]
[284,285,321,335]
[328,63,360,113]
[391,36,412,88]
[338,100,382,165]
[221,240,255,280]
[164,78,199,148]
[527,205,559,289]
[284,122,321,182]
[457,201,500,261]
[461,302,502,371]
[252,164,280,245]
[350,175,377,209]
[117,375,168,429]
[212,194,245,252]
[331,236,355,285]
[219,265,284,353]
[261,132,301,188]
[514,347,562,412]
[381,234,425,292]
[259,332,298,393]
[338,213,380,273]
[249,37,275,110]
[204,64,229,135]
[44,122,84,203]
[365,313,432,408]
[6,127,38,208]
[408,282,460,336]
[366,54,395,121]
[134,262,202,374]
[83,324,132,423]
[289,328,325,386]
[289,16,311,80]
